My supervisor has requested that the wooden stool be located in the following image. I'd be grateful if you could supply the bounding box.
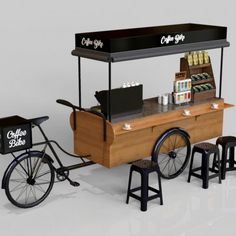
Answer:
[126,160,163,211]
[188,142,221,189]
[213,136,236,179]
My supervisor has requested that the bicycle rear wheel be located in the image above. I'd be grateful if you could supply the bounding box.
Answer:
[152,129,191,179]
[5,152,55,208]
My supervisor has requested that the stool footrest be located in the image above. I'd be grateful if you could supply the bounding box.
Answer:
[148,186,160,193]
[129,186,161,202]
[208,168,219,173]
[190,172,202,179]
[148,194,160,201]
[226,167,236,172]
[208,173,220,179]
[147,186,161,201]
[213,166,236,172]
[129,193,141,201]
[191,167,202,172]
[130,187,141,193]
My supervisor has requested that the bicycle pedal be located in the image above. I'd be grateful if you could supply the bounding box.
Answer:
[70,181,80,187]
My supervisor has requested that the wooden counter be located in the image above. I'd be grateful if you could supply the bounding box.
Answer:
[70,98,233,168]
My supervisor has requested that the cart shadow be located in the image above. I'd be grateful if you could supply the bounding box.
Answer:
[74,163,169,198]
[74,164,131,196]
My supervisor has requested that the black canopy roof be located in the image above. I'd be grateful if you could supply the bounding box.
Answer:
[72,23,229,62]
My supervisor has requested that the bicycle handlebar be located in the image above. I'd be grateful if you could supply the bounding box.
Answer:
[56,99,85,111]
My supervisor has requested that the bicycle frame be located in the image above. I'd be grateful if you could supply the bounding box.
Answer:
[32,124,94,174]
[1,121,94,189]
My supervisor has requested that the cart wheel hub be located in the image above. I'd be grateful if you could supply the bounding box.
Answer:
[27,177,36,185]
[168,151,177,159]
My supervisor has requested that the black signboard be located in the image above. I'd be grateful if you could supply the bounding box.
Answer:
[0,116,32,154]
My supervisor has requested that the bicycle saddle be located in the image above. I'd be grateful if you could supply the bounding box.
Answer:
[30,116,49,126]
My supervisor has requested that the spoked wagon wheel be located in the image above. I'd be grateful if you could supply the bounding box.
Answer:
[5,152,55,208]
[152,128,191,179]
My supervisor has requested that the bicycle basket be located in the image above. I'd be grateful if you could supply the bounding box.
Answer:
[0,116,32,154]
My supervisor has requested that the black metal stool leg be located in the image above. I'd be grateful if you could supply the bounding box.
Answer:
[202,154,209,189]
[126,168,133,204]
[157,171,163,205]
[140,172,148,211]
[229,147,235,169]
[212,149,219,171]
[188,150,195,183]
[221,147,227,180]
[216,151,222,184]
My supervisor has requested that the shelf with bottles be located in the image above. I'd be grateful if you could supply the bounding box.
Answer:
[173,91,191,105]
[192,88,216,102]
[173,72,192,104]
[180,55,214,77]
[187,62,211,70]
[191,72,214,85]
[180,51,216,102]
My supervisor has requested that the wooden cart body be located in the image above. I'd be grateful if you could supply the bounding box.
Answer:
[70,98,233,168]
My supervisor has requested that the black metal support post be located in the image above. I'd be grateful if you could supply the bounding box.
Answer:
[108,61,112,122]
[78,57,82,107]
[219,47,224,99]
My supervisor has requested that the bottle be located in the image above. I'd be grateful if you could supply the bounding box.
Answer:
[185,92,188,101]
[177,94,181,103]
[193,51,198,65]
[188,80,192,90]
[198,51,203,64]
[204,51,209,64]
[188,91,191,100]
[176,81,180,92]
[185,80,188,90]
[187,54,193,66]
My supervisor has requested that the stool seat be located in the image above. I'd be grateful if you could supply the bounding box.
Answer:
[217,136,236,146]
[126,160,163,211]
[188,142,221,189]
[132,160,158,169]
[194,142,219,153]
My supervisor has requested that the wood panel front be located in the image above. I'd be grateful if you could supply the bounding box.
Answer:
[109,111,223,167]
[71,100,233,168]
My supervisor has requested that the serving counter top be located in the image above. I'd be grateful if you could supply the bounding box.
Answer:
[111,98,233,135]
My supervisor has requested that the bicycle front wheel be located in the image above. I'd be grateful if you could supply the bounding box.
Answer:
[5,152,55,208]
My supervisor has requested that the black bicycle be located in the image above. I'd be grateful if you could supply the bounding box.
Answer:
[0,100,95,208]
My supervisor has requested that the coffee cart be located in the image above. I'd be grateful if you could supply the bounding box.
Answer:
[0,23,234,209]
[60,23,233,179]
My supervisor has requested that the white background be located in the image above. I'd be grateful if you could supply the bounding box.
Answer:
[0,0,235,151]
[0,1,236,235]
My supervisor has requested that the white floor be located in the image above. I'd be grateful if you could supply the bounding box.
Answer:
[1,153,236,236]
